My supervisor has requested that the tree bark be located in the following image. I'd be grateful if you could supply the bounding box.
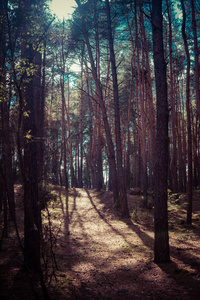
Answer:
[75,0,119,205]
[20,0,41,273]
[152,0,170,263]
[140,9,156,189]
[105,0,129,218]
[181,0,193,225]
[0,0,16,229]
[166,0,178,193]
[190,0,200,187]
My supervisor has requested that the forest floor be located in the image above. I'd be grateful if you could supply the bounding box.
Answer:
[0,186,200,299]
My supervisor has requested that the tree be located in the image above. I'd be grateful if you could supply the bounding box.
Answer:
[135,1,148,206]
[152,0,170,263]
[20,0,41,273]
[0,0,16,229]
[60,20,69,190]
[166,0,178,193]
[181,0,193,225]
[74,0,120,206]
[105,0,129,218]
[140,7,156,190]
[190,0,200,187]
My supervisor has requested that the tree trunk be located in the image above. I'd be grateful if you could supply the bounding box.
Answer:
[60,21,69,190]
[78,50,84,188]
[181,0,193,225]
[0,0,16,227]
[76,0,119,205]
[105,0,129,218]
[125,55,134,190]
[20,0,41,273]
[140,9,156,189]
[190,0,200,187]
[166,0,178,193]
[66,71,75,187]
[152,0,170,263]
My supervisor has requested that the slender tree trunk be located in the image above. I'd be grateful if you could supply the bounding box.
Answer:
[192,115,198,189]
[20,0,41,273]
[61,75,68,189]
[125,55,134,190]
[96,109,104,191]
[1,101,16,222]
[166,0,178,193]
[140,9,156,189]
[0,0,15,228]
[66,72,75,187]
[33,50,43,183]
[94,0,103,191]
[139,9,148,205]
[181,0,193,225]
[79,50,84,188]
[85,65,94,188]
[152,0,170,263]
[134,57,142,189]
[190,0,200,186]
[177,112,184,192]
[105,0,129,218]
[60,22,69,190]
[76,0,119,205]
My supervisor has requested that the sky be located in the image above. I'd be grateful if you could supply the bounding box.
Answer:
[49,0,77,20]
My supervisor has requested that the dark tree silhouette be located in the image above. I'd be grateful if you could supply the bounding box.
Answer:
[152,0,170,263]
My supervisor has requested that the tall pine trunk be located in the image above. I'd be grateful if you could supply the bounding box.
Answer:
[166,0,178,193]
[105,0,129,218]
[190,0,200,187]
[181,0,193,225]
[76,0,119,205]
[0,0,15,234]
[20,0,41,273]
[152,0,170,263]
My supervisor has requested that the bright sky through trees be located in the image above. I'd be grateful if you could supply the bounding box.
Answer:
[49,0,77,19]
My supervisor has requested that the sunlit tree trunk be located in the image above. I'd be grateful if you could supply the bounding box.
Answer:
[152,0,170,263]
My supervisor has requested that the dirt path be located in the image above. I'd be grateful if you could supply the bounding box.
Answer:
[50,188,200,300]
[0,186,200,299]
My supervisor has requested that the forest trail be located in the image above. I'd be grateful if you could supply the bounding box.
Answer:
[1,186,200,299]
[49,188,200,300]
